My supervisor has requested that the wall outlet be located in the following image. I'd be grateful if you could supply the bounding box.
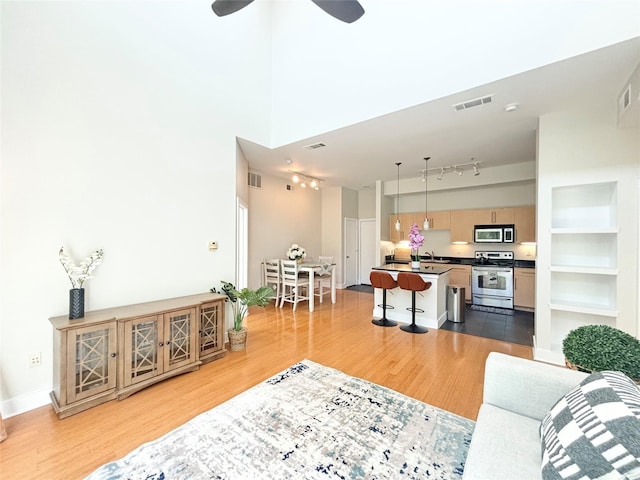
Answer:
[29,352,41,368]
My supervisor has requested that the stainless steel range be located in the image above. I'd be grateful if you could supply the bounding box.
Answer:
[471,251,514,309]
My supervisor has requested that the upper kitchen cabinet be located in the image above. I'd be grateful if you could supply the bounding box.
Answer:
[450,209,475,243]
[425,210,451,230]
[474,207,515,225]
[514,206,536,243]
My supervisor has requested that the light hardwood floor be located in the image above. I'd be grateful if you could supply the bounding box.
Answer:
[0,289,532,479]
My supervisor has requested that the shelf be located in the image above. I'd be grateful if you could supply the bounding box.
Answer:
[550,266,618,275]
[550,228,618,234]
[549,303,618,317]
[551,182,617,230]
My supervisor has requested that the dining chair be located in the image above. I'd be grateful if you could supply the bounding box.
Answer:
[263,258,281,304]
[314,256,334,304]
[279,259,310,311]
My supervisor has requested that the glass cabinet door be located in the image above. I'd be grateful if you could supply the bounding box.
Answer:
[199,301,224,359]
[66,323,117,403]
[164,308,196,371]
[123,315,159,387]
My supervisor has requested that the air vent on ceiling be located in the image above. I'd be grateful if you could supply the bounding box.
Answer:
[248,171,262,188]
[452,94,494,111]
[304,142,327,150]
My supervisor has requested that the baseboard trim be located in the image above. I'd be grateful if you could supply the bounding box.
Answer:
[1,389,51,418]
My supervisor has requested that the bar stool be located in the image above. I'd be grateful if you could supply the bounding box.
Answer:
[369,271,398,327]
[397,272,432,334]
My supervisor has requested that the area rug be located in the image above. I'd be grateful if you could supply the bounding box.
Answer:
[86,360,475,479]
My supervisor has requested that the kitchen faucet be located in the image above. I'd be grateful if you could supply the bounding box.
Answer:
[427,251,435,260]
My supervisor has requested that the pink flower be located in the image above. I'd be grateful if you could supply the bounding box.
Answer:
[408,223,424,251]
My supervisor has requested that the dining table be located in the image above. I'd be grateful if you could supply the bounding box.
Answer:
[297,261,336,312]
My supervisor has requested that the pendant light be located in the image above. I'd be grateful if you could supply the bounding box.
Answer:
[423,157,430,230]
[394,162,401,231]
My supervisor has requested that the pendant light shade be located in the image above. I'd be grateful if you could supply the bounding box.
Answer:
[423,157,430,230]
[395,162,401,231]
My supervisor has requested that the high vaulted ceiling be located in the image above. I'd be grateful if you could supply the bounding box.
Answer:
[238,37,640,191]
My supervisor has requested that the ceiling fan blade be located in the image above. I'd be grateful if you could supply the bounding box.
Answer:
[310,0,365,23]
[211,0,255,17]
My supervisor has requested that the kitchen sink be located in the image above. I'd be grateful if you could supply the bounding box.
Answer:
[425,258,449,264]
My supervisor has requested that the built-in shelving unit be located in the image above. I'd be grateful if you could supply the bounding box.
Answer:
[547,181,619,352]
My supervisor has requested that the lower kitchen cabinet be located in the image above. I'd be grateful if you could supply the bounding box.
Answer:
[514,268,536,310]
[448,265,472,301]
[49,292,226,418]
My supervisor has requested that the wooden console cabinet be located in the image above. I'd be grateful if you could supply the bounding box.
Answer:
[49,292,226,418]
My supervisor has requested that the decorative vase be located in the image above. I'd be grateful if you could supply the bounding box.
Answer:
[411,260,420,269]
[228,327,248,351]
[296,258,303,264]
[69,288,85,319]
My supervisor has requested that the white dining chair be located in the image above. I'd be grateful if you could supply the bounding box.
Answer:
[263,258,281,304]
[279,259,310,311]
[314,256,334,304]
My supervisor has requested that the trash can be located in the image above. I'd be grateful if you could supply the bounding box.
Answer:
[447,286,465,323]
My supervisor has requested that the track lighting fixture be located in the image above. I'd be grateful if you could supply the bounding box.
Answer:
[289,170,322,190]
[426,160,482,180]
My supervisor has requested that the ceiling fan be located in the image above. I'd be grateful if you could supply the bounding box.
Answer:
[211,0,365,24]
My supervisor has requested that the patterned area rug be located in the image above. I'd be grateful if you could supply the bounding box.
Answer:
[86,360,475,479]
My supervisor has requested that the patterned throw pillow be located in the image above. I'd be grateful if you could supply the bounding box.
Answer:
[540,370,640,480]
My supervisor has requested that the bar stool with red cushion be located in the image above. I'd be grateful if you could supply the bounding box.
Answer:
[369,271,398,327]
[397,272,432,334]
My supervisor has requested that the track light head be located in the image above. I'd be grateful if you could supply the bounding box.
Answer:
[437,168,444,181]
[473,163,480,176]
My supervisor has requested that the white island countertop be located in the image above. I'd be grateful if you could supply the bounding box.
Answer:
[372,263,452,275]
[370,264,451,329]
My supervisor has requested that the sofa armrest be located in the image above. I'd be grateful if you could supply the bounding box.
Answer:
[483,352,588,421]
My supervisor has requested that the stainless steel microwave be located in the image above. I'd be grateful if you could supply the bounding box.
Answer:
[474,224,514,243]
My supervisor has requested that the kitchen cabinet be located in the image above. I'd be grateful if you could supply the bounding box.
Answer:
[425,210,451,230]
[514,206,536,243]
[448,265,472,301]
[49,292,226,418]
[449,209,475,243]
[474,207,514,225]
[389,215,403,243]
[514,268,535,310]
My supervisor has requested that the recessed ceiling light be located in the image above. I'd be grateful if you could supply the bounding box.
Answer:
[504,103,519,112]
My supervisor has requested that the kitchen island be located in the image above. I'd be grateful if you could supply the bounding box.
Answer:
[371,263,451,330]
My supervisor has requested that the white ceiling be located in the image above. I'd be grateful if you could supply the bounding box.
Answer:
[238,37,640,191]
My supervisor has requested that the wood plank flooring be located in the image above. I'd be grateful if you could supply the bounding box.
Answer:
[0,289,532,479]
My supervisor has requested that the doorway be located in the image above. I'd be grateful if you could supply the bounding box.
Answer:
[358,218,376,285]
[344,218,358,287]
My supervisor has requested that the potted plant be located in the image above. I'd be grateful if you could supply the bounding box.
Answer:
[563,324,640,381]
[408,223,424,269]
[212,281,274,351]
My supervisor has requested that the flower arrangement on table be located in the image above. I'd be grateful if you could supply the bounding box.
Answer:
[408,224,424,264]
[287,243,306,262]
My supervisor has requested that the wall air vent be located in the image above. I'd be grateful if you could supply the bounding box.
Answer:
[304,142,327,150]
[452,94,494,111]
[248,171,262,189]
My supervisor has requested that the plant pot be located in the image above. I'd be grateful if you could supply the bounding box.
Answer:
[228,327,248,351]
[296,258,303,264]
[411,261,420,269]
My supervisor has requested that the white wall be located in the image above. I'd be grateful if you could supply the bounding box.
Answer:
[268,0,640,146]
[535,93,640,361]
[248,174,322,288]
[0,1,272,415]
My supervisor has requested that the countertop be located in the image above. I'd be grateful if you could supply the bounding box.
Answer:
[373,263,452,275]
[385,255,536,269]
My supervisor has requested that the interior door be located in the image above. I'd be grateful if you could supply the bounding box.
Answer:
[344,218,358,287]
[358,219,376,285]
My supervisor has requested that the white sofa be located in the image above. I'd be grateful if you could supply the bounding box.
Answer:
[463,352,588,480]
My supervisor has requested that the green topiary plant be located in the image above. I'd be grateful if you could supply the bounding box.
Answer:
[562,325,640,381]
[212,281,274,332]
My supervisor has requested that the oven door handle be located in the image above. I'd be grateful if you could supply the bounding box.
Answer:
[473,294,513,300]
[472,267,513,273]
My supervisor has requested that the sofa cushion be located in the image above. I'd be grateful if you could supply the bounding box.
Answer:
[539,370,640,480]
[463,403,542,480]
